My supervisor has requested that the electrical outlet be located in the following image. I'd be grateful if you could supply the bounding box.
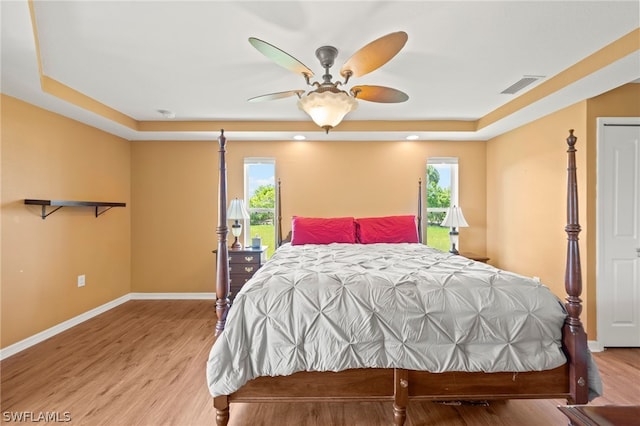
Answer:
[77,274,85,287]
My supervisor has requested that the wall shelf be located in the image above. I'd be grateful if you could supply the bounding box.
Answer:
[24,199,126,219]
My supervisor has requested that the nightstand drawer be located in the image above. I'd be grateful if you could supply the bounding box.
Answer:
[228,253,261,265]
[229,264,258,274]
[230,274,252,285]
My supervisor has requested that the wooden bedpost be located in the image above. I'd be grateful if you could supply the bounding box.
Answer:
[393,369,409,426]
[417,178,423,244]
[213,395,229,426]
[276,178,282,247]
[562,129,589,404]
[215,130,230,337]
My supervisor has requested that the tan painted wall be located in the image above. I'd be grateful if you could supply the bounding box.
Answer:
[131,139,487,293]
[130,141,218,293]
[1,95,131,348]
[486,102,588,327]
[486,83,640,339]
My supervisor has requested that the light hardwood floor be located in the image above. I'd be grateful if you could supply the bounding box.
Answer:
[1,300,638,425]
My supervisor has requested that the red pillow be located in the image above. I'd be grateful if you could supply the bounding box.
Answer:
[291,216,356,245]
[356,215,419,244]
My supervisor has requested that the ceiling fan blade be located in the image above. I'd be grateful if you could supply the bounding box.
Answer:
[248,90,305,102]
[340,31,408,79]
[350,85,409,103]
[249,37,314,78]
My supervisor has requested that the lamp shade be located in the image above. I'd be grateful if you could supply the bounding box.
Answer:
[227,198,250,220]
[297,91,358,132]
[441,206,469,228]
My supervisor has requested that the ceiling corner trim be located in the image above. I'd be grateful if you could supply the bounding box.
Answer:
[30,1,138,131]
[136,120,322,132]
[334,120,477,132]
[477,28,640,131]
[40,76,138,130]
[27,0,43,77]
[134,120,479,133]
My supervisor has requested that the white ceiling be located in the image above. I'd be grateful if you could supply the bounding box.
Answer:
[2,1,639,142]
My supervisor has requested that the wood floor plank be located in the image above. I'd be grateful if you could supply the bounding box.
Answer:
[1,300,638,425]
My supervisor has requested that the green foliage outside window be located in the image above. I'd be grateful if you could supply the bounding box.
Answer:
[248,184,276,258]
[426,165,451,224]
[249,184,275,225]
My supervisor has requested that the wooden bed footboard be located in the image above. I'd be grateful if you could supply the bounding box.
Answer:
[213,365,572,426]
[211,130,590,425]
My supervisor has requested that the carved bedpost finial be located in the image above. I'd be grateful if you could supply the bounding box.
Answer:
[567,129,576,151]
[218,129,226,149]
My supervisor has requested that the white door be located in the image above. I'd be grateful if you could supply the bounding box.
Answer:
[597,118,640,347]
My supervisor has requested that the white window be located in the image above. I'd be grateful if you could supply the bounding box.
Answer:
[244,158,276,258]
[426,157,459,251]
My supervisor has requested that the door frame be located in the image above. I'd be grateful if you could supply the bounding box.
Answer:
[595,116,640,350]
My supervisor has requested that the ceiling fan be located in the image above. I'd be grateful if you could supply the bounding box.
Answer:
[247,31,409,133]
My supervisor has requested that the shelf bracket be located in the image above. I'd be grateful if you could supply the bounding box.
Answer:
[96,206,114,217]
[40,205,64,219]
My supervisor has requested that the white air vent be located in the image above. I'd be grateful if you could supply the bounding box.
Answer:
[500,75,545,95]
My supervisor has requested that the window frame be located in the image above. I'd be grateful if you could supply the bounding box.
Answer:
[243,157,276,254]
[425,157,460,249]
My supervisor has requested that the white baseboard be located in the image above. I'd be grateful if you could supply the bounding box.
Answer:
[0,292,216,360]
[588,340,605,352]
[0,294,131,361]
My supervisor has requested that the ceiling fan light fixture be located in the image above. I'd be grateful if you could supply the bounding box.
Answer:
[297,91,358,133]
[249,32,408,133]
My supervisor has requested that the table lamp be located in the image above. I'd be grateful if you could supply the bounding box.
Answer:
[227,198,250,250]
[441,206,469,254]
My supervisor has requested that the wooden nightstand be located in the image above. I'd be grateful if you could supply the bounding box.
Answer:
[214,246,267,298]
[459,252,490,263]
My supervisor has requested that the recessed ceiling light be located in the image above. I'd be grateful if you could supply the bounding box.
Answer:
[157,109,175,119]
[293,135,306,140]
[406,135,419,140]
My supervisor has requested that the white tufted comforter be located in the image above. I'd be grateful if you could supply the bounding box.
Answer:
[207,243,569,397]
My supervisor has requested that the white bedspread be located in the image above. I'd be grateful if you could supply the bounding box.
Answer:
[207,243,568,397]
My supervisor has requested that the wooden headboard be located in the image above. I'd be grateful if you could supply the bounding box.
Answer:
[274,178,425,246]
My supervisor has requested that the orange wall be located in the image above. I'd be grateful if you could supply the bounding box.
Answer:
[487,102,588,328]
[1,95,131,348]
[131,139,487,293]
[130,141,218,293]
[487,83,640,339]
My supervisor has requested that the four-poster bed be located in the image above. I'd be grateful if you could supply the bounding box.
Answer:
[207,130,596,426]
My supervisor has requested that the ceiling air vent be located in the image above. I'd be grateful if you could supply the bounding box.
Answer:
[500,75,545,95]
